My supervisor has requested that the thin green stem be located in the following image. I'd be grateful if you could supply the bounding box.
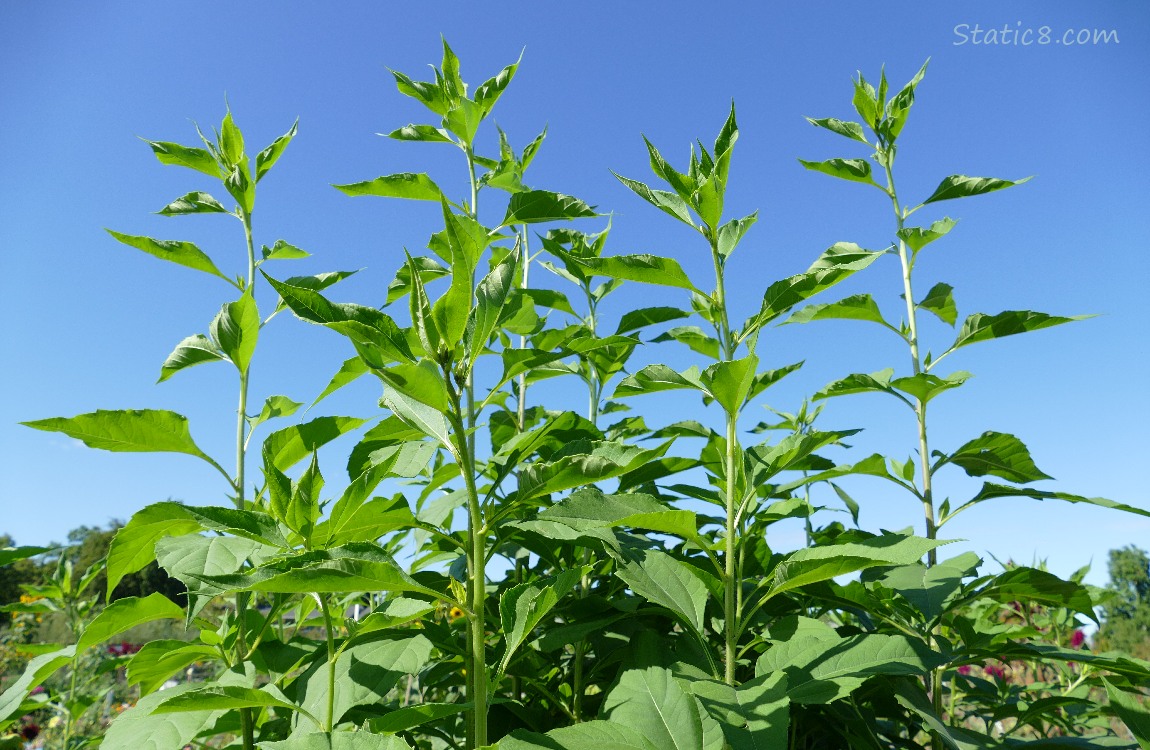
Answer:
[516,227,531,432]
[884,147,942,750]
[446,372,488,750]
[319,594,337,732]
[882,158,935,566]
[235,208,258,750]
[708,232,742,686]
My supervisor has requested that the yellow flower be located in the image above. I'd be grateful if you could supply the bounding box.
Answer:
[448,606,465,621]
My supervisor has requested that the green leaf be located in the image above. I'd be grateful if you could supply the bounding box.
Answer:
[22,409,213,461]
[1104,679,1150,749]
[616,549,709,638]
[142,139,221,178]
[898,218,957,254]
[871,552,981,622]
[264,274,415,367]
[262,239,310,261]
[0,546,50,567]
[157,191,228,216]
[757,633,944,704]
[956,482,1150,520]
[716,212,758,259]
[502,190,597,226]
[405,253,442,357]
[468,248,517,367]
[812,369,898,402]
[250,395,303,430]
[768,534,950,600]
[613,364,705,399]
[945,310,1087,355]
[689,673,790,750]
[106,230,229,281]
[0,646,75,728]
[295,632,433,727]
[974,566,1097,623]
[198,544,442,599]
[100,668,249,750]
[255,119,299,181]
[387,123,454,144]
[917,282,958,325]
[499,568,583,673]
[556,248,698,292]
[651,326,720,359]
[501,722,658,750]
[76,593,185,652]
[264,732,413,750]
[386,256,449,305]
[382,386,451,448]
[615,306,691,335]
[319,489,419,548]
[224,157,256,214]
[892,679,999,750]
[334,173,445,201]
[378,362,450,413]
[805,117,869,144]
[106,502,203,595]
[154,683,304,716]
[941,431,1051,484]
[346,417,433,477]
[219,109,245,165]
[516,440,670,502]
[314,357,369,407]
[285,453,323,537]
[785,294,891,328]
[354,598,436,636]
[889,371,971,404]
[126,640,218,696]
[745,243,882,337]
[798,158,880,187]
[701,354,759,415]
[210,290,259,373]
[613,172,696,227]
[474,51,521,116]
[158,333,226,382]
[922,174,1031,204]
[603,667,723,750]
[263,416,368,472]
[540,488,701,542]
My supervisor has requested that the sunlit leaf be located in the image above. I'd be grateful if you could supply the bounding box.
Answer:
[106,230,229,281]
[334,173,445,201]
[922,174,1031,205]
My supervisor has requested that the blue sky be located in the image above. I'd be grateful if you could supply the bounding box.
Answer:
[1,2,1146,588]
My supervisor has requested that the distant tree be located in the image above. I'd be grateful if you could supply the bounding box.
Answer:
[0,534,44,627]
[1096,545,1150,659]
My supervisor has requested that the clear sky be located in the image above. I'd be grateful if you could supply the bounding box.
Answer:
[1,2,1147,588]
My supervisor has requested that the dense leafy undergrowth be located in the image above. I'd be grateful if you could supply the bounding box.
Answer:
[3,41,1149,750]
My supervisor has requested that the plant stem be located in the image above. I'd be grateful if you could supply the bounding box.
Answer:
[708,233,741,686]
[883,160,936,567]
[446,372,487,749]
[884,149,942,750]
[235,208,257,750]
[516,226,531,432]
[319,594,337,732]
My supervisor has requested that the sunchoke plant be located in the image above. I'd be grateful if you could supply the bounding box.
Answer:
[3,42,1149,750]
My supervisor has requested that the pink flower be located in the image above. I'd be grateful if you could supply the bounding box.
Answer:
[984,663,1007,680]
[957,665,971,675]
[1070,630,1086,649]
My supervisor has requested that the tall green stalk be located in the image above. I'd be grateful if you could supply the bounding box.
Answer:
[708,233,741,686]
